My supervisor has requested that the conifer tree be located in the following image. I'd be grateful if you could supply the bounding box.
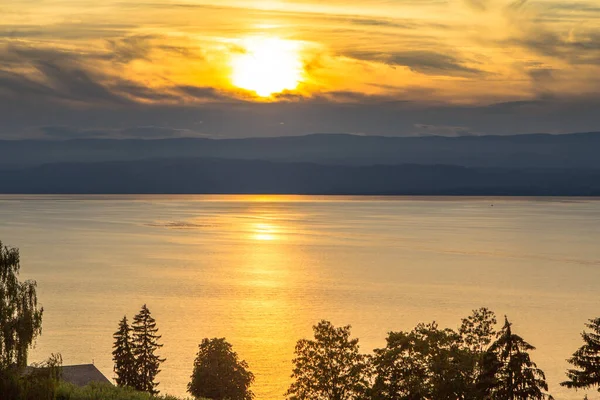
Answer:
[561,318,600,393]
[112,316,137,388]
[483,317,551,400]
[131,305,165,395]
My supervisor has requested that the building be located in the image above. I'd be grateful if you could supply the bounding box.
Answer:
[60,364,112,387]
[23,363,112,387]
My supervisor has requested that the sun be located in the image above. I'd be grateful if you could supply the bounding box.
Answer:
[231,37,304,97]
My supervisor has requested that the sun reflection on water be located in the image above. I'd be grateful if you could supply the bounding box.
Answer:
[252,222,278,241]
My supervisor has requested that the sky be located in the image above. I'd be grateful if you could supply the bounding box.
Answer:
[1,0,600,139]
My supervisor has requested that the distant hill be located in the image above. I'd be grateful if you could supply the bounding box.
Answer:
[1,132,600,169]
[1,158,599,195]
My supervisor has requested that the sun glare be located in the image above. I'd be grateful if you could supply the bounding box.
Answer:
[231,37,304,97]
[252,222,277,241]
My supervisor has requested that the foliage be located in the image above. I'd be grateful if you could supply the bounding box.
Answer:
[0,241,44,370]
[561,317,600,392]
[371,322,475,400]
[286,320,370,400]
[459,308,498,355]
[483,317,551,400]
[188,338,254,400]
[370,308,498,400]
[21,353,63,400]
[55,381,194,400]
[114,316,138,388]
[0,353,62,400]
[459,308,498,398]
[132,305,165,395]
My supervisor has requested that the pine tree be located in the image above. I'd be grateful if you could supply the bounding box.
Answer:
[561,318,600,393]
[483,317,551,400]
[131,305,165,395]
[112,316,137,388]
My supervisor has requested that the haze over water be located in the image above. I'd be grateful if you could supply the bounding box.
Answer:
[1,195,599,399]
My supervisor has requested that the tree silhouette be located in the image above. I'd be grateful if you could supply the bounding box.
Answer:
[459,308,498,355]
[561,317,600,393]
[459,308,498,397]
[113,316,137,388]
[483,317,551,400]
[188,338,254,400]
[0,241,43,370]
[131,305,165,395]
[286,320,370,400]
[372,322,476,400]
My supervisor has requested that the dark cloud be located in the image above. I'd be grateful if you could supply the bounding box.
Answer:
[107,35,155,63]
[106,35,195,64]
[0,44,132,104]
[508,29,600,65]
[40,126,111,139]
[2,91,599,140]
[0,43,237,106]
[120,126,196,138]
[413,124,477,137]
[38,125,198,139]
[345,50,483,76]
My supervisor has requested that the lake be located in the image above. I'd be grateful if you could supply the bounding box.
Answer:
[0,195,599,399]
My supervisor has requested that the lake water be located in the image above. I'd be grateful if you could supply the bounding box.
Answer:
[0,195,599,399]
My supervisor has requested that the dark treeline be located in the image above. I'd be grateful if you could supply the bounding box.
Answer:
[3,241,600,400]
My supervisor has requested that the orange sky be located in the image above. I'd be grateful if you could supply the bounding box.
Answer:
[1,0,600,137]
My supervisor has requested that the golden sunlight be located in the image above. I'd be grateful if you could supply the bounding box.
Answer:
[231,36,304,97]
[252,222,278,241]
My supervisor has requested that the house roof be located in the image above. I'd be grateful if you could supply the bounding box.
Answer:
[60,364,112,387]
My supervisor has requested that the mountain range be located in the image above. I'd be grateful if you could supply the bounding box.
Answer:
[1,132,599,195]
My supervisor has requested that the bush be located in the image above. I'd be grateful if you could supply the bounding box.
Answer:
[56,382,196,400]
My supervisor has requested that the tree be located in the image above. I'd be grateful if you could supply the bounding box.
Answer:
[286,320,370,400]
[561,317,600,393]
[131,304,165,395]
[113,316,137,388]
[22,353,63,400]
[188,338,254,400]
[459,308,497,355]
[371,322,475,400]
[483,317,551,400]
[459,308,498,397]
[0,241,43,370]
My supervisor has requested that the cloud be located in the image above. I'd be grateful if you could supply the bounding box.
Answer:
[1,0,600,140]
[40,126,110,139]
[107,35,155,63]
[1,92,597,140]
[0,43,239,106]
[464,0,489,12]
[0,44,133,105]
[507,28,600,65]
[345,50,483,76]
[507,0,530,11]
[38,125,199,139]
[413,124,478,136]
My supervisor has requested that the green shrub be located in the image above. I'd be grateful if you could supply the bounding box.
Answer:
[56,382,197,400]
